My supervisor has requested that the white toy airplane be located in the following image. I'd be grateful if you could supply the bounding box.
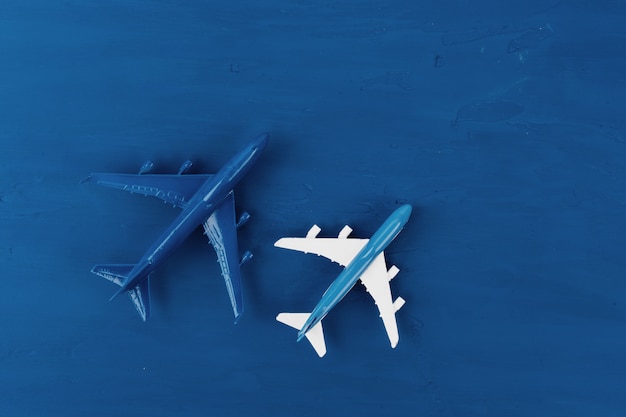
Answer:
[275,204,411,357]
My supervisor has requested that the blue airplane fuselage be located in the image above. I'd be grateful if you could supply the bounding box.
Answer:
[113,133,269,297]
[297,204,412,340]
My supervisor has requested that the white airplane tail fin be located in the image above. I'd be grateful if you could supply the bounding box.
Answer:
[276,313,327,358]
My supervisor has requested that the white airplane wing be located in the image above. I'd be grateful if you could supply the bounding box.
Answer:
[274,225,368,266]
[358,252,406,348]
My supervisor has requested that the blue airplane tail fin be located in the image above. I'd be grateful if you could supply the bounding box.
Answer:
[91,264,134,287]
[91,264,151,322]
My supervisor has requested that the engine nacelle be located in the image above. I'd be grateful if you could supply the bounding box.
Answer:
[393,297,406,312]
[306,225,321,238]
[138,160,154,175]
[240,250,253,266]
[177,160,193,175]
[236,212,251,229]
[338,225,352,238]
[387,265,399,281]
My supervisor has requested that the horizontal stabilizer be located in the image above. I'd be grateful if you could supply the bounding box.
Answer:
[90,264,151,321]
[91,264,134,287]
[128,278,151,322]
[276,313,327,357]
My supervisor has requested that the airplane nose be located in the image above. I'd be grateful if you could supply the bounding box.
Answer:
[253,132,270,150]
[397,204,412,221]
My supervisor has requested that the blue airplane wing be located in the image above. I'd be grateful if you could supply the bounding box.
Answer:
[202,191,244,321]
[84,173,213,209]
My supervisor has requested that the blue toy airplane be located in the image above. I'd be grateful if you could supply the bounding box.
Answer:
[84,133,269,322]
[275,204,412,357]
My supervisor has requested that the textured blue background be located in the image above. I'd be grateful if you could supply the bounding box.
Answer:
[2,1,626,415]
